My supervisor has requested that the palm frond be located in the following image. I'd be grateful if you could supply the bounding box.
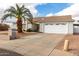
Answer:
[5,7,16,14]
[1,13,16,22]
[2,3,33,24]
[16,4,22,17]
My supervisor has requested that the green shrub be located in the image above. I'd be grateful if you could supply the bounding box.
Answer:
[33,29,39,32]
[27,28,38,32]
[0,24,10,31]
[27,28,33,32]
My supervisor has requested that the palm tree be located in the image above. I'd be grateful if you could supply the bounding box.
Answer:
[2,4,33,33]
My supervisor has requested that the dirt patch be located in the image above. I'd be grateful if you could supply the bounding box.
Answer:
[17,32,39,38]
[0,31,8,35]
[55,34,79,56]
[0,31,39,40]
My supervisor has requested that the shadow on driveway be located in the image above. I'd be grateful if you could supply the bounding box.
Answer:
[0,48,23,56]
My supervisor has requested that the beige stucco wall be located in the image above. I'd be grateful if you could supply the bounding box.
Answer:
[68,22,73,34]
[39,23,44,32]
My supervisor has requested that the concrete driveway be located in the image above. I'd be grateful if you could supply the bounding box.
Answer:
[0,33,65,56]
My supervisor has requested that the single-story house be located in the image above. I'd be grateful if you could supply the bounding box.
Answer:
[25,15,74,34]
[7,15,74,34]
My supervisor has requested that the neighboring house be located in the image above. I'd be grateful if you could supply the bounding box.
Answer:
[32,15,74,34]
[73,22,79,34]
[6,21,32,30]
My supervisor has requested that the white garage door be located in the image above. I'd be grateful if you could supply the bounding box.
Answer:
[44,23,68,34]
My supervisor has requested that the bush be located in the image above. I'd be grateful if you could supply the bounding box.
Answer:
[0,24,10,31]
[32,30,38,32]
[27,28,33,32]
[27,28,38,32]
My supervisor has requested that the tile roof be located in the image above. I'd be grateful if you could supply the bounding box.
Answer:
[33,15,74,23]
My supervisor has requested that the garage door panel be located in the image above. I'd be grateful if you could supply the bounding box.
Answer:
[44,24,68,34]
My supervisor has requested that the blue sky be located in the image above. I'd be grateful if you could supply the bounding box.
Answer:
[35,3,72,17]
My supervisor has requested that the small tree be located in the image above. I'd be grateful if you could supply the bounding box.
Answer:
[2,4,33,33]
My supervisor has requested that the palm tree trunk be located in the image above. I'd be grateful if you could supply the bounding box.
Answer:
[17,18,22,33]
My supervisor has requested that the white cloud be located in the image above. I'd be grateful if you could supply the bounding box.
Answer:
[0,3,15,9]
[46,13,54,17]
[24,3,41,17]
[0,3,43,17]
[55,3,79,20]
